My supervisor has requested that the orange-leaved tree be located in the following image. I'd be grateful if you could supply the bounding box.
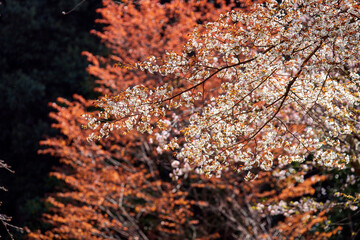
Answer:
[30,0,360,239]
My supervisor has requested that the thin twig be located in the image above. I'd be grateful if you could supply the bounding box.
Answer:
[62,0,86,15]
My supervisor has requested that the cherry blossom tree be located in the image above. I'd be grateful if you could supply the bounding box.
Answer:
[87,0,360,181]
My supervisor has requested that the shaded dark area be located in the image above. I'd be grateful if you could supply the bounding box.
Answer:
[0,0,106,238]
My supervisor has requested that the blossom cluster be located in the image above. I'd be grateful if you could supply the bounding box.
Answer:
[86,0,360,180]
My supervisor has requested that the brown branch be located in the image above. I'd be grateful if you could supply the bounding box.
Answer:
[157,44,280,104]
[274,116,311,154]
[219,40,325,155]
[245,40,324,142]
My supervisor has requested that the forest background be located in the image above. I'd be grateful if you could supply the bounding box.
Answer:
[0,0,104,238]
